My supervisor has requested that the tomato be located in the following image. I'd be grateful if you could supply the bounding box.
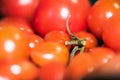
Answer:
[102,12,120,52]
[1,0,40,20]
[29,34,44,49]
[0,27,30,61]
[88,0,120,39]
[96,54,120,77]
[0,60,38,80]
[89,47,116,68]
[68,53,96,79]
[74,31,98,51]
[33,0,91,37]
[39,61,66,80]
[0,17,34,35]
[44,30,71,50]
[30,41,69,67]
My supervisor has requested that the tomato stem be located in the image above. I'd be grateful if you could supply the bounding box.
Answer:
[65,15,86,60]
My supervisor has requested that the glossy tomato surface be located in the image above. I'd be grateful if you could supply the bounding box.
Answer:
[0,27,30,61]
[102,12,120,52]
[33,0,91,37]
[0,17,34,35]
[1,0,40,20]
[30,41,69,67]
[88,0,120,39]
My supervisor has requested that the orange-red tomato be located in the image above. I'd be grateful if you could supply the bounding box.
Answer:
[30,41,69,67]
[39,61,66,80]
[88,0,120,39]
[0,27,30,61]
[44,31,71,50]
[68,53,96,79]
[74,31,98,51]
[97,54,120,77]
[89,47,116,68]
[0,60,39,80]
[29,34,44,49]
[0,17,34,35]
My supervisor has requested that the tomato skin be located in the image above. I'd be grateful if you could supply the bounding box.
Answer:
[89,47,116,68]
[96,55,120,77]
[44,31,71,50]
[33,0,91,37]
[0,60,39,80]
[74,31,98,51]
[0,17,34,35]
[88,0,120,39]
[29,34,44,49]
[30,41,69,67]
[102,12,120,52]
[39,62,66,80]
[68,53,96,79]
[1,0,40,20]
[0,27,30,61]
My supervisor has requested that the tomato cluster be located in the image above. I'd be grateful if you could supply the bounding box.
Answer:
[0,0,120,80]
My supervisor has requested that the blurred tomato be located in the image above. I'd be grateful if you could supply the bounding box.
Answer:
[44,31,71,50]
[89,47,116,68]
[33,0,91,37]
[29,34,44,49]
[102,12,120,52]
[39,62,66,80]
[1,0,40,20]
[0,27,30,61]
[0,60,38,80]
[74,31,98,51]
[68,53,96,79]
[30,41,69,67]
[96,54,120,77]
[88,0,120,39]
[0,17,34,35]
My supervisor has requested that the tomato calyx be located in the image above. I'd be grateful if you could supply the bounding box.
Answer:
[65,15,86,60]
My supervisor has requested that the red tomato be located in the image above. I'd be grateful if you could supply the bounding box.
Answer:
[68,53,96,79]
[74,31,98,51]
[96,54,120,77]
[88,0,120,39]
[33,0,91,37]
[30,41,69,67]
[44,31,71,50]
[89,47,116,68]
[102,12,120,52]
[1,0,40,20]
[0,27,30,61]
[0,60,38,80]
[39,62,66,80]
[0,17,34,35]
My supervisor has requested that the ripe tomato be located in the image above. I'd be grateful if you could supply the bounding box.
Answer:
[96,54,120,77]
[30,41,69,67]
[33,0,91,37]
[68,53,96,79]
[0,27,30,61]
[102,12,120,52]
[44,31,71,50]
[88,0,120,39]
[0,60,38,80]
[29,34,44,49]
[1,0,40,20]
[74,31,98,51]
[89,47,116,68]
[39,62,66,80]
[0,17,34,35]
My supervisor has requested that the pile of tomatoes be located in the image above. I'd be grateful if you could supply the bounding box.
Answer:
[0,0,120,80]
